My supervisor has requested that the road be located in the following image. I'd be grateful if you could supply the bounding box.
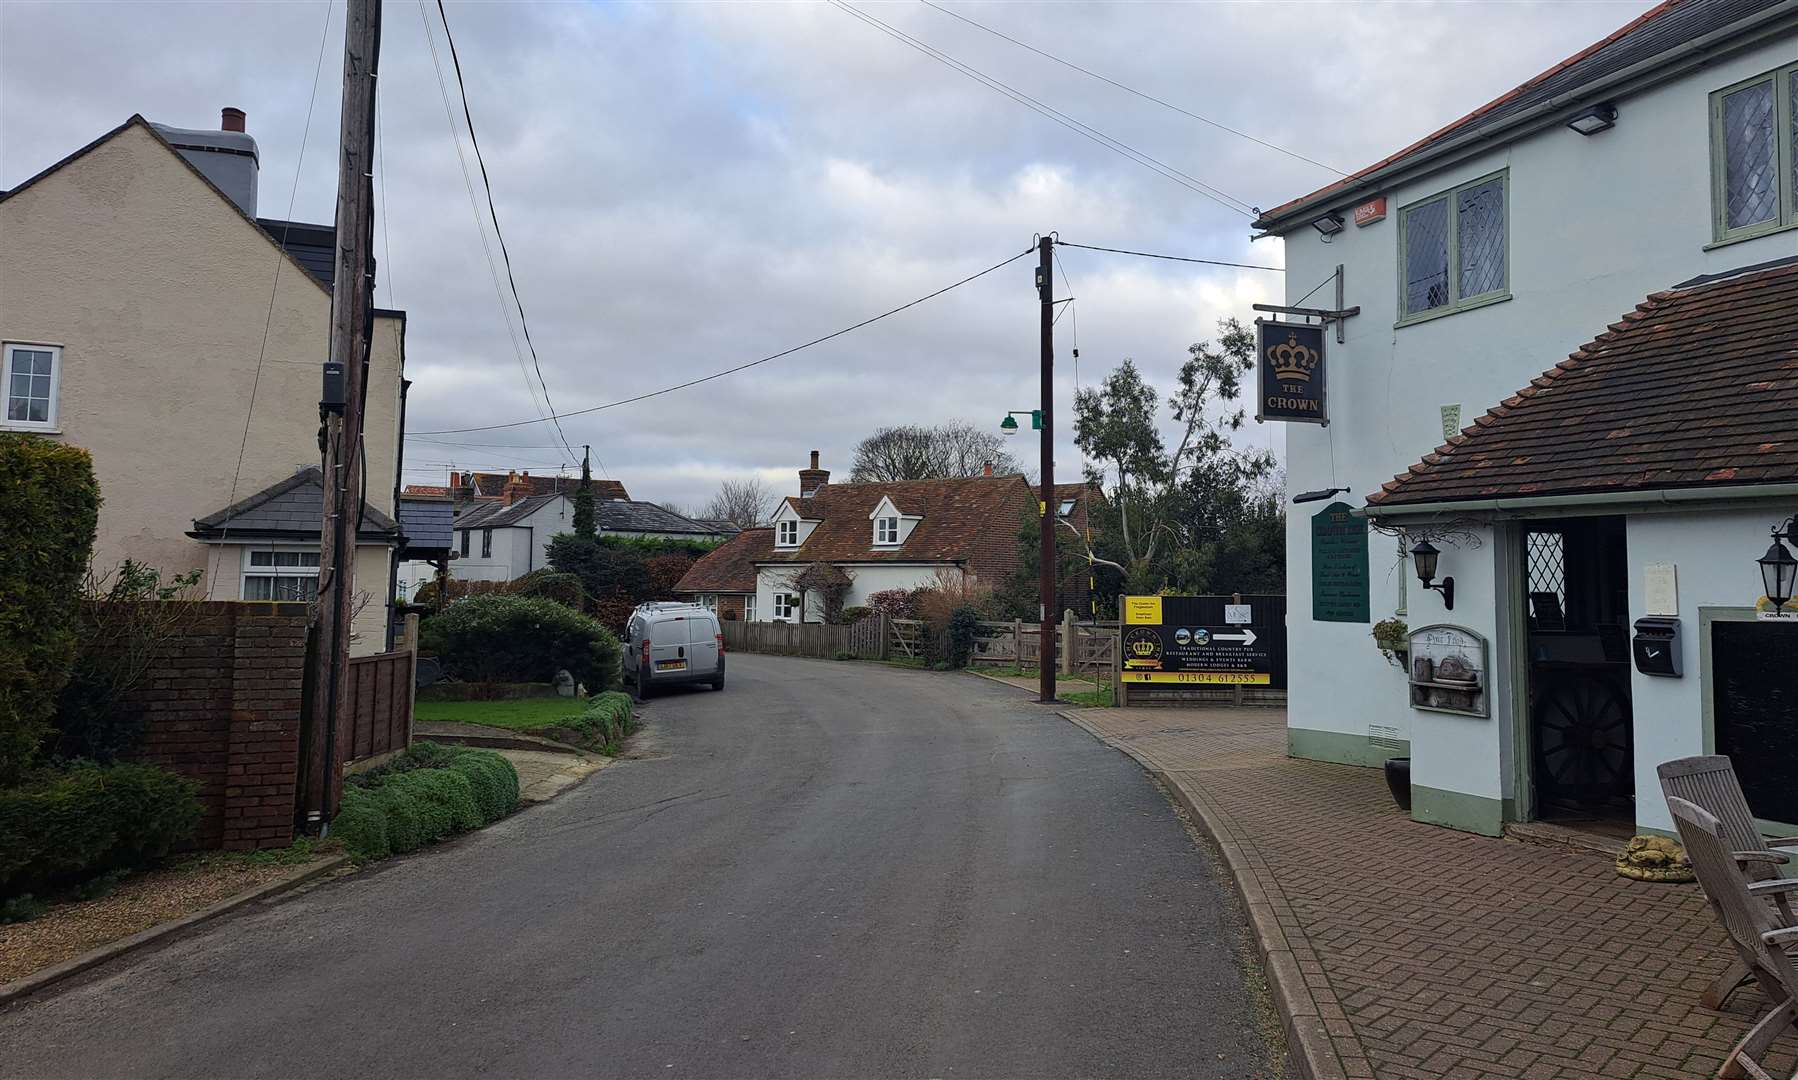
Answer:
[0,655,1278,1079]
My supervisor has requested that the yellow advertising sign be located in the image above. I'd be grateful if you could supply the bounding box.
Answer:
[1122,595,1162,626]
[1123,671,1272,685]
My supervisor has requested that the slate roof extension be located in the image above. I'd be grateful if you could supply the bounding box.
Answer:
[1367,258,1798,508]
[190,467,399,541]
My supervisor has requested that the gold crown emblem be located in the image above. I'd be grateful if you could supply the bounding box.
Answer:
[1267,333,1320,382]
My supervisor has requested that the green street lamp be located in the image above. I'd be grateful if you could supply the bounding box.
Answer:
[999,410,1041,436]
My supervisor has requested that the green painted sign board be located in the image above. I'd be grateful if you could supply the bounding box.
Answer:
[1311,501,1369,623]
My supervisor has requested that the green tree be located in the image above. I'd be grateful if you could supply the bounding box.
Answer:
[572,452,596,540]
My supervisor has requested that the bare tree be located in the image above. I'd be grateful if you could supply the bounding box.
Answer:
[703,477,775,528]
[849,421,1021,482]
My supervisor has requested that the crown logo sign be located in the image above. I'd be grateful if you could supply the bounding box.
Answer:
[1267,333,1320,382]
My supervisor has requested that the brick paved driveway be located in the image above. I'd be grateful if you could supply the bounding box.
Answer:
[1070,706,1797,1080]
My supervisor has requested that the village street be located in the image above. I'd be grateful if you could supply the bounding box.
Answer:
[0,656,1278,1079]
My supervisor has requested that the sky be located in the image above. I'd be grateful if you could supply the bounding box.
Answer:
[0,0,1657,513]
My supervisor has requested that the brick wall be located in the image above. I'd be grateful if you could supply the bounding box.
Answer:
[717,594,747,621]
[122,601,309,850]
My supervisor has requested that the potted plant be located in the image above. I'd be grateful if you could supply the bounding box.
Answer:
[1371,617,1409,666]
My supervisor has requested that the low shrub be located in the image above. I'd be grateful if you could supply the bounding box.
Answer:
[414,682,558,702]
[421,593,621,692]
[866,589,913,618]
[332,743,518,863]
[833,605,871,626]
[513,569,587,610]
[0,762,201,899]
[548,691,635,755]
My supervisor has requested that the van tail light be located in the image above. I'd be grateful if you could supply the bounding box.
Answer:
[716,633,726,655]
[640,640,651,668]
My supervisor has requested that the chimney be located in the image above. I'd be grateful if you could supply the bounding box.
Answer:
[798,450,830,497]
[501,469,532,506]
[982,461,994,477]
[149,109,260,216]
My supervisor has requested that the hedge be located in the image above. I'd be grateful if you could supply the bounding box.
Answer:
[333,743,518,862]
[0,763,201,899]
[0,435,101,784]
[421,593,620,692]
[550,691,635,755]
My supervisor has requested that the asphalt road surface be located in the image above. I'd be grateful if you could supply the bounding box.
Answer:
[0,655,1277,1079]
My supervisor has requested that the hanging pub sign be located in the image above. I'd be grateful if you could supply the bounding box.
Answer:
[1255,319,1327,425]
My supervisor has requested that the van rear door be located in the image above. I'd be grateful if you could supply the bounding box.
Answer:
[686,612,719,673]
[648,615,691,674]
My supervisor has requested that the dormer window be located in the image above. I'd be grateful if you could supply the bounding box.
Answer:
[777,520,799,547]
[875,516,899,545]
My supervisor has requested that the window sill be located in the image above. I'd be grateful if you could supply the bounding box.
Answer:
[1703,220,1798,251]
[0,424,62,435]
[1394,291,1512,329]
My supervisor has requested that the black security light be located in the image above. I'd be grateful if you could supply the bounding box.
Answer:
[1566,103,1618,136]
[1311,213,1345,238]
[1410,539,1455,611]
[1292,487,1350,505]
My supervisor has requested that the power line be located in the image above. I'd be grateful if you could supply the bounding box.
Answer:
[415,246,1035,435]
[917,0,1344,177]
[829,1,1256,217]
[1055,239,1283,272]
[417,1,556,433]
[221,0,336,557]
[427,0,575,461]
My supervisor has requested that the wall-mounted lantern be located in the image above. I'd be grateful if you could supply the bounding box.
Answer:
[1760,515,1798,612]
[1410,539,1454,611]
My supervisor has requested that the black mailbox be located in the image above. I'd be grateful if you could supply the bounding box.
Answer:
[1632,616,1682,678]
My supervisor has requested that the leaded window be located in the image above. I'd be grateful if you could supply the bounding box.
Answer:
[1398,171,1507,323]
[1711,63,1798,243]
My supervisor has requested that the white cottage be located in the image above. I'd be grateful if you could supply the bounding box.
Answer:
[1254,0,1798,837]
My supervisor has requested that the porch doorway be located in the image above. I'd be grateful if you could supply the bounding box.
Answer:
[1522,517,1634,825]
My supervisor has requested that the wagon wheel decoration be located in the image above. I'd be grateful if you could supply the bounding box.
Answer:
[1533,673,1632,806]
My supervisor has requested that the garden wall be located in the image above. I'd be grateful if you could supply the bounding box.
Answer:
[120,601,309,850]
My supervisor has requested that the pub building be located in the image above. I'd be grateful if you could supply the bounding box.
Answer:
[1250,0,1798,840]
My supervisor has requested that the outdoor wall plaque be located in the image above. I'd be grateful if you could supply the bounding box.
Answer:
[1255,320,1327,425]
[1405,624,1489,717]
[1311,501,1369,623]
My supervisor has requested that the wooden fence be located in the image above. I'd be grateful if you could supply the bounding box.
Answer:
[340,615,418,775]
[968,614,1118,678]
[722,615,889,661]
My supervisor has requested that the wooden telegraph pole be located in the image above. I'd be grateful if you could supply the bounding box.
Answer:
[305,0,382,829]
[1037,235,1057,704]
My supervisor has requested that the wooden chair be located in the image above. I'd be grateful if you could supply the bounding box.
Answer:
[1667,796,1798,1080]
[1660,756,1798,1008]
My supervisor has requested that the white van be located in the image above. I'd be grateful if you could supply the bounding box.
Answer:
[624,602,725,697]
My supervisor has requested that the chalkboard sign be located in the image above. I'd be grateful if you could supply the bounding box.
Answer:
[1712,620,1798,825]
[1311,501,1369,623]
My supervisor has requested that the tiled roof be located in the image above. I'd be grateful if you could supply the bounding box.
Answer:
[190,467,398,541]
[1368,259,1798,508]
[1254,0,1785,231]
[675,528,774,594]
[457,471,629,501]
[694,518,743,536]
[770,476,1036,583]
[455,493,560,530]
[453,493,722,536]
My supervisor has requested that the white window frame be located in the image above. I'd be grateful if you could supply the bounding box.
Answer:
[1395,169,1510,327]
[874,516,900,545]
[745,594,758,622]
[1709,62,1798,246]
[777,520,799,547]
[3,343,62,432]
[773,592,798,621]
[700,593,717,611]
[240,546,320,601]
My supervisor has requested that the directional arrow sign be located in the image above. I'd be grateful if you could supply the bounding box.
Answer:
[1213,627,1257,647]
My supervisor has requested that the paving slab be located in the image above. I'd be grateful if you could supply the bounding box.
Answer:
[1063,705,1798,1080]
[493,748,609,803]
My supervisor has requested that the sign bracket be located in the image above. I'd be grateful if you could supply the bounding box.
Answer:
[1253,265,1358,343]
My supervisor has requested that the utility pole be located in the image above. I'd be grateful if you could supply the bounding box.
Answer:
[1037,234,1057,705]
[304,0,382,829]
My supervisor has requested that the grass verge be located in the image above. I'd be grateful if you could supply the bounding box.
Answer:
[412,696,589,731]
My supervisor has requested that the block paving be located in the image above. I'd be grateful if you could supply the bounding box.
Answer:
[1070,706,1798,1080]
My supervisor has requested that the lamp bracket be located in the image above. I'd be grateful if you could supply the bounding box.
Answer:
[1253,265,1357,342]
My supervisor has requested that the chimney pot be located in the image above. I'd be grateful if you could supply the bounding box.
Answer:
[809,450,820,469]
[221,107,246,133]
[982,461,994,477]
